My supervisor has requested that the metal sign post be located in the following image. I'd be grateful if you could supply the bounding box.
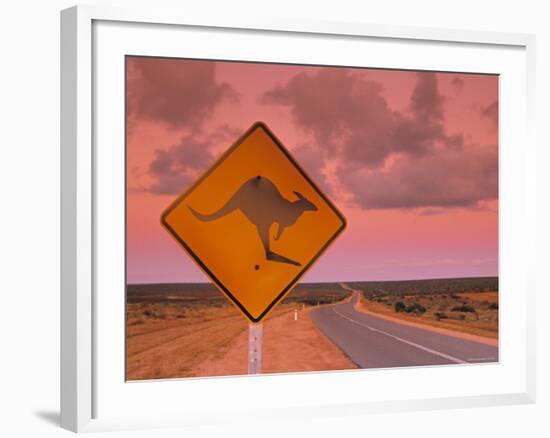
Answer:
[248,323,263,374]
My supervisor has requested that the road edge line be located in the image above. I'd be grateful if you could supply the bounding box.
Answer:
[332,308,468,364]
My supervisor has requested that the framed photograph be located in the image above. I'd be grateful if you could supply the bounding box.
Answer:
[61,5,536,433]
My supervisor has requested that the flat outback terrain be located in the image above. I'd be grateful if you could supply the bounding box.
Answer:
[350,277,498,341]
[126,277,498,380]
[126,283,355,380]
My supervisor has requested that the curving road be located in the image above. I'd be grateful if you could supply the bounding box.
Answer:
[311,291,498,369]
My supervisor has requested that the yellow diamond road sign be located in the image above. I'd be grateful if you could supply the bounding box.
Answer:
[161,122,347,323]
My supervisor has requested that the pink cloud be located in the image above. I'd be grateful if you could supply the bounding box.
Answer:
[146,125,240,195]
[481,100,498,129]
[127,57,237,129]
[292,143,333,195]
[338,144,497,209]
[137,64,498,211]
[451,76,464,90]
[260,70,461,167]
[261,68,497,210]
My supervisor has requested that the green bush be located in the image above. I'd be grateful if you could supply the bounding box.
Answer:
[394,301,406,312]
[451,304,476,313]
[142,309,155,318]
[405,303,426,314]
[142,309,166,319]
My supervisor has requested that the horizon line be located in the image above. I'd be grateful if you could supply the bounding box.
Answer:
[127,275,498,287]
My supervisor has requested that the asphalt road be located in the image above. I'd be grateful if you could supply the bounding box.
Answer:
[311,292,498,369]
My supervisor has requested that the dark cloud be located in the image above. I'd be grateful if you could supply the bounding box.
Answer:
[261,69,460,171]
[146,125,240,195]
[127,57,237,128]
[417,208,448,216]
[481,100,498,129]
[338,145,497,210]
[261,68,496,211]
[292,143,332,195]
[451,77,464,90]
[261,69,393,166]
[410,72,444,121]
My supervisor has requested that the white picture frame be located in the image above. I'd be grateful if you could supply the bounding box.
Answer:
[60,4,536,433]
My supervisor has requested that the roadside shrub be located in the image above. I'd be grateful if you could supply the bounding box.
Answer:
[142,309,155,318]
[142,309,167,319]
[450,294,460,299]
[129,319,145,325]
[435,312,448,320]
[488,302,499,310]
[405,303,426,314]
[452,305,476,313]
[394,301,406,312]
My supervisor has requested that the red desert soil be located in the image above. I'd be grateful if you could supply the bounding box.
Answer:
[126,303,356,380]
[194,307,356,377]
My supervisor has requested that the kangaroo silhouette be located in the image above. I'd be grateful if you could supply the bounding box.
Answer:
[188,176,318,266]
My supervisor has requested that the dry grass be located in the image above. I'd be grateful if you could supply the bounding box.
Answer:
[127,301,263,380]
[194,306,356,377]
[126,298,355,380]
[356,291,498,339]
[126,283,353,380]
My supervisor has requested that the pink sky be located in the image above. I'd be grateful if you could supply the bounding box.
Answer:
[126,57,498,284]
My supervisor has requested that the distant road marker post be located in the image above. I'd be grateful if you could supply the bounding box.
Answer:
[160,121,347,374]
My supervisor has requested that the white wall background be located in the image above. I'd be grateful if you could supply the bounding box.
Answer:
[0,1,547,437]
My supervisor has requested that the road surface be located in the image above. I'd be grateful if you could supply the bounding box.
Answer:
[311,291,498,368]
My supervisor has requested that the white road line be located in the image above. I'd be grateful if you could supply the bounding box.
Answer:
[467,357,497,362]
[332,307,468,364]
